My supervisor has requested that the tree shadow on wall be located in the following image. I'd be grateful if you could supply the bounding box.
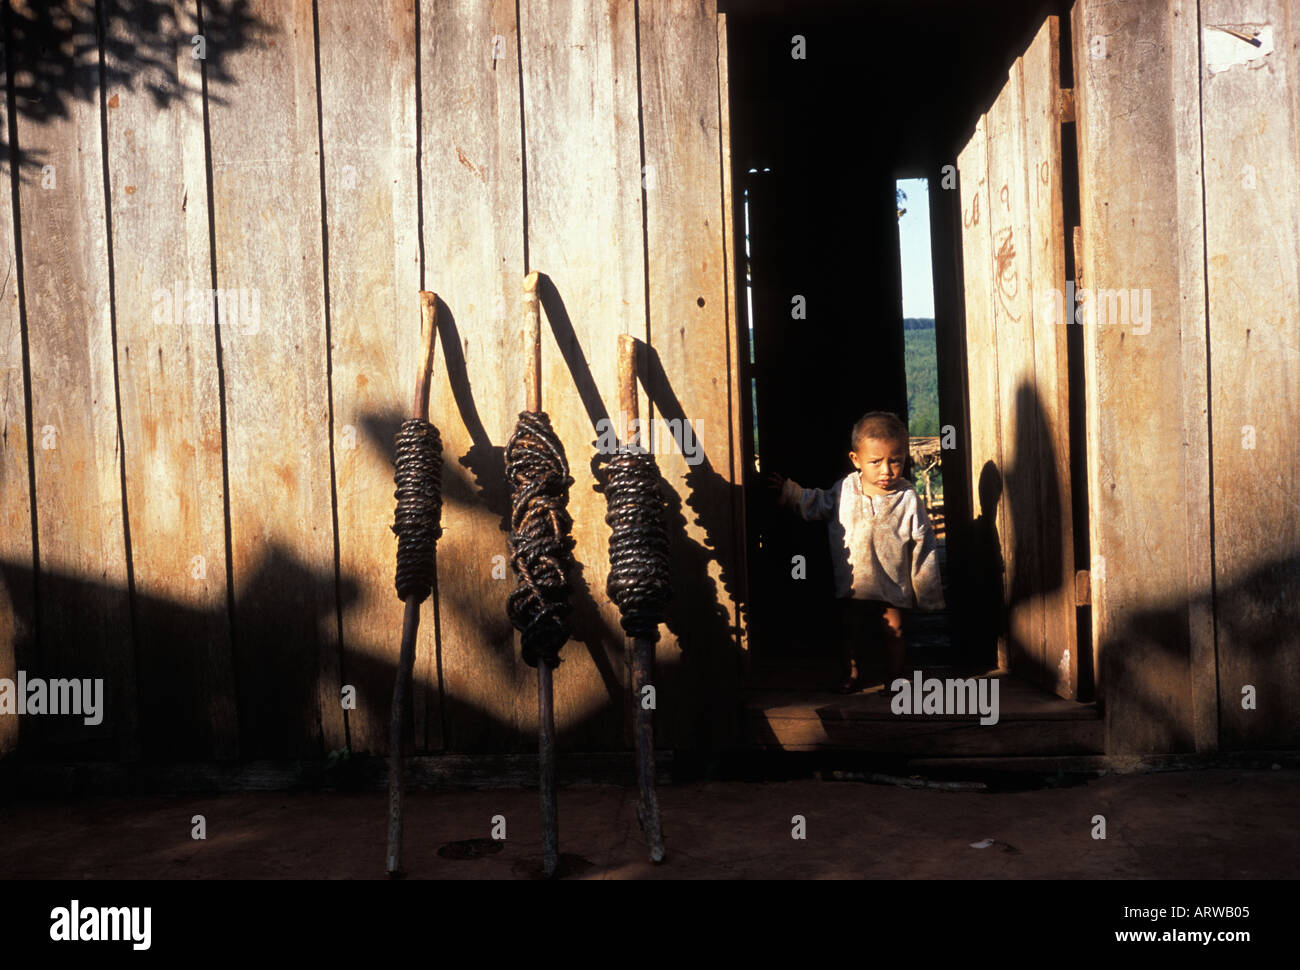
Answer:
[4,0,269,176]
[0,544,357,762]
[0,543,629,764]
[2,531,1296,764]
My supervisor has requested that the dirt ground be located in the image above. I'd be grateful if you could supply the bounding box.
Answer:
[2,767,1297,879]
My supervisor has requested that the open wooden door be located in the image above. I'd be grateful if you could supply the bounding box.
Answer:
[956,17,1082,700]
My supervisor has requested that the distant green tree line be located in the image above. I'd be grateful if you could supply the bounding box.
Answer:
[903,318,939,438]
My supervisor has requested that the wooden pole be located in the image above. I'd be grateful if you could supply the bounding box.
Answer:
[524,271,542,413]
[523,271,559,878]
[413,291,438,422]
[387,290,439,878]
[617,334,638,445]
[617,334,665,864]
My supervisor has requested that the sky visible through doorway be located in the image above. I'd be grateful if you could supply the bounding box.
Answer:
[897,177,935,318]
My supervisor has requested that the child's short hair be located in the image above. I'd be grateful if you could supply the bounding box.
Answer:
[851,411,909,452]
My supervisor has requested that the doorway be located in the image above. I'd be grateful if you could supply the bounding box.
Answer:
[722,0,1099,753]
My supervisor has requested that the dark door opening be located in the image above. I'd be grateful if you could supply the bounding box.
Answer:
[722,0,1099,753]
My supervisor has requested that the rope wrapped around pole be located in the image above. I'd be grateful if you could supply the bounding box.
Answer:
[392,418,444,602]
[386,290,441,878]
[610,334,668,864]
[604,445,671,640]
[505,409,576,668]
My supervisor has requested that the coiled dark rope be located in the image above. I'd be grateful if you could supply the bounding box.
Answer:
[604,445,671,641]
[505,410,576,667]
[392,418,443,602]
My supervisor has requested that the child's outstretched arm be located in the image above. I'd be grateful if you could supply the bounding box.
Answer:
[910,500,946,610]
[767,472,838,522]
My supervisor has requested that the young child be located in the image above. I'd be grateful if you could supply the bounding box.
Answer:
[768,411,945,692]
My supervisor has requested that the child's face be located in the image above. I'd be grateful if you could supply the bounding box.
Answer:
[850,436,907,493]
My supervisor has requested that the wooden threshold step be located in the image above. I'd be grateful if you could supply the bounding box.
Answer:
[747,711,1104,755]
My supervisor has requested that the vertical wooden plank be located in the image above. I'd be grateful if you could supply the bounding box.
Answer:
[986,60,1048,687]
[0,19,31,758]
[420,0,525,752]
[1200,0,1300,749]
[639,0,739,750]
[1021,16,1078,699]
[319,0,423,755]
[957,115,1006,669]
[520,0,644,750]
[930,149,975,614]
[1172,0,1216,752]
[103,0,237,760]
[11,0,137,757]
[1072,0,1206,753]
[206,0,342,758]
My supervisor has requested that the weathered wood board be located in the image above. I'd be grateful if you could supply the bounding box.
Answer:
[1199,0,1300,749]
[986,60,1050,693]
[103,0,237,760]
[1071,0,1207,753]
[420,0,527,752]
[11,0,138,757]
[959,117,1010,671]
[206,0,343,758]
[319,0,425,755]
[1020,17,1077,699]
[0,23,31,758]
[638,0,740,751]
[957,18,1081,701]
[1170,0,1217,752]
[519,0,645,750]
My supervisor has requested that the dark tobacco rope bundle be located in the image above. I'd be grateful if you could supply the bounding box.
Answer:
[392,418,444,602]
[604,445,671,641]
[505,410,577,667]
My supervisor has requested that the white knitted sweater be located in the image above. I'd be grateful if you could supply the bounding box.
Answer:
[779,472,945,610]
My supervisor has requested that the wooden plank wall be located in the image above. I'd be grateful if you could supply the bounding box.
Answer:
[422,0,529,753]
[986,56,1046,688]
[956,17,1078,699]
[104,0,236,760]
[207,0,344,760]
[0,0,742,761]
[1071,0,1300,752]
[11,0,138,758]
[321,0,423,755]
[1073,0,1214,754]
[1020,22,1076,701]
[0,13,29,758]
[518,0,644,752]
[419,0,525,754]
[955,117,1005,670]
[639,2,741,750]
[1198,0,1300,749]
